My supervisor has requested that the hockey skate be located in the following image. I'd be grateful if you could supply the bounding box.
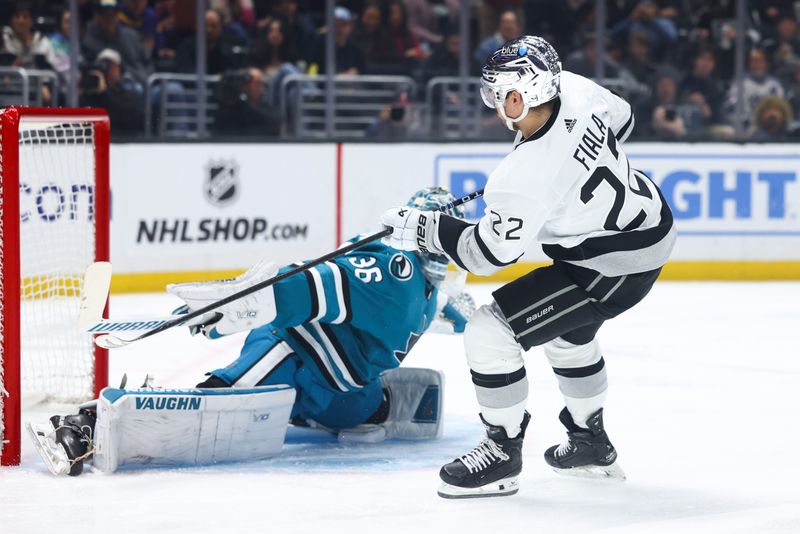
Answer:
[26,409,96,476]
[438,412,531,499]
[544,407,626,480]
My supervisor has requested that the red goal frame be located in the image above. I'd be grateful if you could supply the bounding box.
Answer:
[0,107,110,466]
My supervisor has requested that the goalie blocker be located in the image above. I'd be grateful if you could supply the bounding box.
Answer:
[27,367,444,475]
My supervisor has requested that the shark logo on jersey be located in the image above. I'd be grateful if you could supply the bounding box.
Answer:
[389,253,414,280]
[205,159,239,207]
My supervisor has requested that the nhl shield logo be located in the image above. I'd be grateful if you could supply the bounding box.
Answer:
[389,253,414,281]
[205,159,239,206]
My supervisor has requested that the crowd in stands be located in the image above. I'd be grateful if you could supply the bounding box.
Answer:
[1,0,799,141]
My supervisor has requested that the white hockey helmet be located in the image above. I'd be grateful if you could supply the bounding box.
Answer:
[406,186,464,284]
[480,35,562,131]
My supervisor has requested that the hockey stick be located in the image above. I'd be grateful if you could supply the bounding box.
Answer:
[89,188,484,349]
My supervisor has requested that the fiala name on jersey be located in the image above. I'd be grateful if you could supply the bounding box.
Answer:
[572,114,609,172]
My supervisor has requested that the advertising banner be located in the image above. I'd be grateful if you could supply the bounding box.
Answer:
[110,144,336,277]
[109,141,800,289]
[343,143,800,262]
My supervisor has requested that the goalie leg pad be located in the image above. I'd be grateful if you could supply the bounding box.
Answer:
[92,385,295,472]
[380,367,444,440]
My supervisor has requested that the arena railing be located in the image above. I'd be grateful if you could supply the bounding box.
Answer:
[425,77,485,140]
[145,73,222,139]
[145,73,279,138]
[0,67,59,107]
[279,74,417,139]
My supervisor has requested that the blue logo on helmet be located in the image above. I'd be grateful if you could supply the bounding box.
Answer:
[518,46,528,56]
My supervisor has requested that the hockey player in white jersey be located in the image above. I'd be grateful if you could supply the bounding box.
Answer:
[382,36,676,498]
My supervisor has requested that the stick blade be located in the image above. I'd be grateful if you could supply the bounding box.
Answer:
[94,334,131,350]
[78,262,113,330]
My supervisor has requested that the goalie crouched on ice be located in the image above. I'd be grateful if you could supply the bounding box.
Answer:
[31,187,474,476]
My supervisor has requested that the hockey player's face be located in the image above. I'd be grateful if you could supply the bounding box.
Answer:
[500,91,524,125]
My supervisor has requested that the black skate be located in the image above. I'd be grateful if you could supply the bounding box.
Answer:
[544,407,625,480]
[438,412,531,499]
[26,409,97,476]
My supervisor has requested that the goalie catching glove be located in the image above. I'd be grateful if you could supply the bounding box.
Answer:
[166,260,278,339]
[381,206,445,255]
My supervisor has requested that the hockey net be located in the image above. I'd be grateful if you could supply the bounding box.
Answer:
[0,107,109,466]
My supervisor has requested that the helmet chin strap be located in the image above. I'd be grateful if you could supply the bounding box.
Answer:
[497,101,531,132]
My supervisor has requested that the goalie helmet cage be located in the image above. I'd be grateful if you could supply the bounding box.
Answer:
[0,107,110,466]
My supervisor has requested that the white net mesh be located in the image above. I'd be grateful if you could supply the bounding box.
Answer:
[18,121,98,403]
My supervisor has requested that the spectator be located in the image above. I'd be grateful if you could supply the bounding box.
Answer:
[725,48,785,129]
[208,0,252,46]
[748,95,793,141]
[213,67,280,136]
[680,48,725,124]
[564,32,635,82]
[47,8,72,78]
[81,48,145,136]
[752,0,795,36]
[623,31,656,84]
[354,2,394,69]
[763,15,800,57]
[366,92,414,140]
[212,0,257,35]
[477,1,522,42]
[2,1,56,69]
[783,60,800,115]
[474,10,520,67]
[261,0,317,61]
[641,67,704,139]
[403,0,460,46]
[308,7,365,75]
[83,0,152,86]
[249,16,302,105]
[419,30,460,83]
[387,1,424,61]
[118,0,158,57]
[176,8,248,74]
[765,16,800,84]
[524,0,593,57]
[611,0,677,62]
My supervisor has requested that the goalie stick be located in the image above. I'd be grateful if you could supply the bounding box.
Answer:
[84,188,484,349]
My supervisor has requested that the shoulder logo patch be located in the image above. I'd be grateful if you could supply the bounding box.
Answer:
[564,118,577,133]
[389,253,414,281]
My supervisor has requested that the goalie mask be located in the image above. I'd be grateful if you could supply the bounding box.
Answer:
[480,35,562,131]
[407,187,464,284]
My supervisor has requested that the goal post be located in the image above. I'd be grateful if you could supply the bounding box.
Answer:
[0,107,110,466]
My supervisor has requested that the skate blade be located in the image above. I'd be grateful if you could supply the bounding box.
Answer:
[437,476,519,499]
[25,422,72,476]
[552,461,626,481]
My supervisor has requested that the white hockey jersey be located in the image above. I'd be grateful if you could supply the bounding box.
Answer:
[436,71,676,277]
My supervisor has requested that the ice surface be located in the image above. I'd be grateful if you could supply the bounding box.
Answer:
[3,282,800,534]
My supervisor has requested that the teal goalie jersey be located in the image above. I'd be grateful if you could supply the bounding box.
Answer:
[262,239,445,392]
